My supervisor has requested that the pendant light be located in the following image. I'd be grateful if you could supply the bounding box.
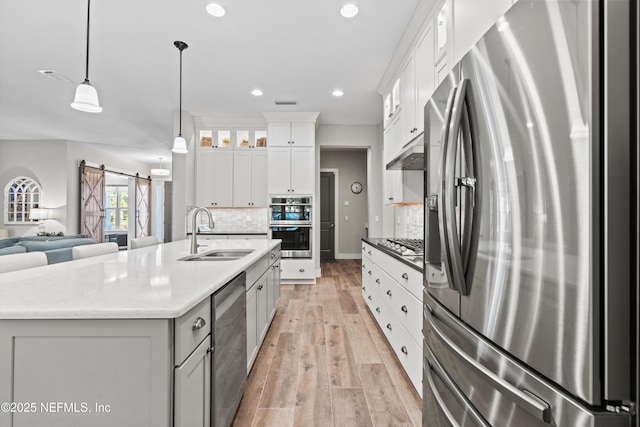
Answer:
[71,0,102,113]
[151,158,170,176]
[172,41,189,154]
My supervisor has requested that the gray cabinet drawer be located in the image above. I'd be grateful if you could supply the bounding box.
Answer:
[175,298,211,365]
[269,246,281,265]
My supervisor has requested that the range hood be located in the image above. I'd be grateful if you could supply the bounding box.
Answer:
[385,132,424,170]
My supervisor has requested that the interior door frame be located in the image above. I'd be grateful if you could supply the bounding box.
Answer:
[79,161,105,243]
[320,168,339,260]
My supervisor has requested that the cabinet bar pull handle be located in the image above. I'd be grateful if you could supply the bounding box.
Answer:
[192,317,206,331]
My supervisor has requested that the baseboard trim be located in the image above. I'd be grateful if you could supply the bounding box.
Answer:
[335,253,362,260]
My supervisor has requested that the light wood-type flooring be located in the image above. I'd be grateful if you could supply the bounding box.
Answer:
[232,259,422,427]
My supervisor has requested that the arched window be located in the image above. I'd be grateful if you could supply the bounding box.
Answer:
[4,176,43,224]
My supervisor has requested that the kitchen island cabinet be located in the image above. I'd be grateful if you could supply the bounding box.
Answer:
[246,245,281,370]
[0,239,280,427]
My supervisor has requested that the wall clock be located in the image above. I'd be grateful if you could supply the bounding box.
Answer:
[351,182,363,194]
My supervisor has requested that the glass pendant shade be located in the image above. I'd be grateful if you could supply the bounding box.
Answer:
[151,168,170,176]
[71,81,102,113]
[151,158,171,176]
[172,135,188,154]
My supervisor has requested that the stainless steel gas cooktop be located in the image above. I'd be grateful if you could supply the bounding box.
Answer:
[376,238,424,257]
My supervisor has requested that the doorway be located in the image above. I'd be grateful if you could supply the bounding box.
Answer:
[320,171,335,260]
[320,149,368,259]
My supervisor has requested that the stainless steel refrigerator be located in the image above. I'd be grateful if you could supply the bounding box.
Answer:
[422,0,636,426]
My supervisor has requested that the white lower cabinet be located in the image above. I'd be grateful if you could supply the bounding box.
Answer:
[246,246,282,371]
[256,273,269,342]
[280,259,314,281]
[174,337,212,427]
[267,259,281,320]
[246,283,258,366]
[361,240,423,396]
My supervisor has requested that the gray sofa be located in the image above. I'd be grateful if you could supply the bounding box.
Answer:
[0,235,97,264]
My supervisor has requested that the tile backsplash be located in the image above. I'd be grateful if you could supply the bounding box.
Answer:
[404,204,424,239]
[187,207,268,233]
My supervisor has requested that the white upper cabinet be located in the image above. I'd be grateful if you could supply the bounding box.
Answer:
[452,0,514,64]
[233,151,268,207]
[267,120,315,195]
[383,78,402,131]
[195,122,268,208]
[399,54,418,145]
[290,147,314,194]
[435,1,450,85]
[196,151,233,207]
[383,114,402,166]
[198,128,268,150]
[268,147,314,195]
[415,18,435,136]
[269,122,314,147]
[383,93,392,128]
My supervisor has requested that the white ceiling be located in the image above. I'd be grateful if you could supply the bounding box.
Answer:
[0,0,418,165]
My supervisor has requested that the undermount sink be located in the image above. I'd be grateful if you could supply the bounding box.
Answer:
[179,249,255,262]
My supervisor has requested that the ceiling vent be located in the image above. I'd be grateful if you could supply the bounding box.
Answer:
[38,70,70,82]
[274,101,297,106]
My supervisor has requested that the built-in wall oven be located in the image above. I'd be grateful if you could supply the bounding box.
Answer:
[269,197,312,258]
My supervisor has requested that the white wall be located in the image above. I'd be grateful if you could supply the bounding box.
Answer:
[0,139,151,237]
[0,140,67,236]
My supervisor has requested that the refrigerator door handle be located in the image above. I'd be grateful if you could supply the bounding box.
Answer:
[441,79,481,296]
[425,347,490,427]
[425,304,552,423]
[458,79,482,295]
[438,85,459,294]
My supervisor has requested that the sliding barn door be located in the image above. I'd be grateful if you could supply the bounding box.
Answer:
[79,161,105,242]
[135,175,151,238]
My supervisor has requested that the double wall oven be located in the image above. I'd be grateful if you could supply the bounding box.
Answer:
[269,197,311,258]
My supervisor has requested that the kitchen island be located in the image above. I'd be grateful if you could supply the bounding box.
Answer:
[0,238,281,427]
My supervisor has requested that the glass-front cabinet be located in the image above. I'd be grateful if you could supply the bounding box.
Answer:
[198,128,267,150]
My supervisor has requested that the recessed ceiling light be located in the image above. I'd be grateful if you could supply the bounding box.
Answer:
[206,3,226,17]
[340,4,359,18]
[251,89,263,96]
[332,89,344,97]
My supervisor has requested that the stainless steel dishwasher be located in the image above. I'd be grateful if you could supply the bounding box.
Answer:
[212,271,247,427]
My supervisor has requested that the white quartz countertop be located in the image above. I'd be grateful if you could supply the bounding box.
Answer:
[0,239,280,320]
